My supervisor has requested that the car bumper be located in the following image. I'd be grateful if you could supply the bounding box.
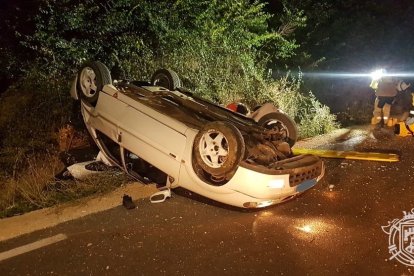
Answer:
[180,161,324,209]
[239,176,320,209]
[239,168,323,208]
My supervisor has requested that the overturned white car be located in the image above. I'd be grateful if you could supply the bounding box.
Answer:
[70,61,324,208]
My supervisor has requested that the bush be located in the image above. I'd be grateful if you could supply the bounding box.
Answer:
[256,74,339,138]
[0,67,72,176]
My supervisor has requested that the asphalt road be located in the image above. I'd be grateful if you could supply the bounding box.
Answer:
[0,126,414,275]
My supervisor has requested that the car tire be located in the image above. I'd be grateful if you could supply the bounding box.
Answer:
[151,68,182,90]
[193,121,245,179]
[77,61,112,106]
[258,112,298,147]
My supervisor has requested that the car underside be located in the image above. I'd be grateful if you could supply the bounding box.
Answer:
[70,61,324,208]
[106,81,323,185]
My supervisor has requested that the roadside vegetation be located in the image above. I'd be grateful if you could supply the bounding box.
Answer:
[0,0,338,217]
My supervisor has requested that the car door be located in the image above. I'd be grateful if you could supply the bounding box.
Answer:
[114,93,187,181]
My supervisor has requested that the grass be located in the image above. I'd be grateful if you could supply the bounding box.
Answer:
[0,152,132,218]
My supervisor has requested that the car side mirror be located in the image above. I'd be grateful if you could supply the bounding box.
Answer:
[150,188,171,203]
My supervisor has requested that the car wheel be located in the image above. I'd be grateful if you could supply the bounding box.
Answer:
[77,61,112,105]
[151,68,182,90]
[258,112,298,147]
[193,121,245,178]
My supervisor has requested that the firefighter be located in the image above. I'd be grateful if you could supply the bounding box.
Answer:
[391,80,412,124]
[370,73,408,127]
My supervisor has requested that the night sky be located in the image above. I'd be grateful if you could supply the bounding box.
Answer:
[1,0,414,87]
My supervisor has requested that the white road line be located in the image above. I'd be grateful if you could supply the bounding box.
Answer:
[0,233,67,262]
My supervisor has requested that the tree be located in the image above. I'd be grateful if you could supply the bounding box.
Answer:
[279,0,414,71]
[0,0,41,93]
[0,0,337,163]
[19,0,303,104]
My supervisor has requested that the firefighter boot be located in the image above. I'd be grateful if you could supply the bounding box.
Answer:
[371,117,381,125]
[382,103,391,126]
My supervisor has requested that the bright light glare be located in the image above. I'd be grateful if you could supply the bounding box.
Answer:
[299,70,414,79]
[267,179,285,189]
[370,69,385,80]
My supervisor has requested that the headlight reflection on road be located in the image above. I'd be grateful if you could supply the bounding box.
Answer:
[251,210,279,236]
[251,212,340,251]
[252,212,335,239]
[293,219,334,240]
[322,190,339,201]
[297,225,313,233]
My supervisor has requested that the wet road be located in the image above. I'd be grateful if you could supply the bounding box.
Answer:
[1,126,414,275]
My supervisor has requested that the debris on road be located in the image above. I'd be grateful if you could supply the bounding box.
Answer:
[292,148,399,162]
[65,159,119,180]
[122,194,136,210]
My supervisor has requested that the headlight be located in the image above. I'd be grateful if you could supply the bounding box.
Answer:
[267,179,285,189]
[371,68,385,80]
